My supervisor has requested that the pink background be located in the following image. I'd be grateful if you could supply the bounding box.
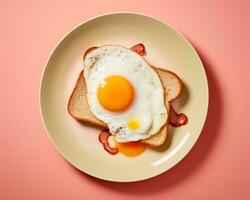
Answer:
[1,0,250,199]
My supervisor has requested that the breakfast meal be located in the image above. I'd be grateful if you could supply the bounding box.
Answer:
[68,43,188,157]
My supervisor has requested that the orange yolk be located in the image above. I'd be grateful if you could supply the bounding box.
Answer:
[97,75,134,112]
[116,142,147,157]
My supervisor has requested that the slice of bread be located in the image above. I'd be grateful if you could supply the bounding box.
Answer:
[68,67,182,146]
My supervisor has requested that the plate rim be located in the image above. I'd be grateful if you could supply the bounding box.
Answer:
[39,11,209,182]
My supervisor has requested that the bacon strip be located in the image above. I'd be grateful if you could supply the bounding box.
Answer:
[130,43,146,56]
[169,106,188,127]
[98,129,118,155]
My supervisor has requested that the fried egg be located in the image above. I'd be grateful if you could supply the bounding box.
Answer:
[84,45,167,142]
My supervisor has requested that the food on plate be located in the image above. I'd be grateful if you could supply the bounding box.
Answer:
[84,45,168,142]
[68,44,187,157]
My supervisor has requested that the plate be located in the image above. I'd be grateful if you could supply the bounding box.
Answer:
[40,12,208,182]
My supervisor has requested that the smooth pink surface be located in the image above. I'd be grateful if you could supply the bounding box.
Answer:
[1,1,250,199]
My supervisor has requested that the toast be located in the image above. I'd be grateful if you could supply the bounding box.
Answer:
[68,66,182,146]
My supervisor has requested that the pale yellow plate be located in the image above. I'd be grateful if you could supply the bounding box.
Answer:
[40,12,208,182]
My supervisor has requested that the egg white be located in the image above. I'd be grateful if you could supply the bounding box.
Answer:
[84,45,167,142]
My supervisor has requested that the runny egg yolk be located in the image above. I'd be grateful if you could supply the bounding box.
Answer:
[97,75,134,112]
[116,142,147,157]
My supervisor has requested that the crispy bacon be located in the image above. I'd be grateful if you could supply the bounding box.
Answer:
[98,129,118,155]
[130,43,146,56]
[169,106,188,127]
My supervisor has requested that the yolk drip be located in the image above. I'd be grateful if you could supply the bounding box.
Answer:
[97,75,134,112]
[116,142,147,157]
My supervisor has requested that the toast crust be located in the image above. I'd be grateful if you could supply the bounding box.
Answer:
[67,72,107,129]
